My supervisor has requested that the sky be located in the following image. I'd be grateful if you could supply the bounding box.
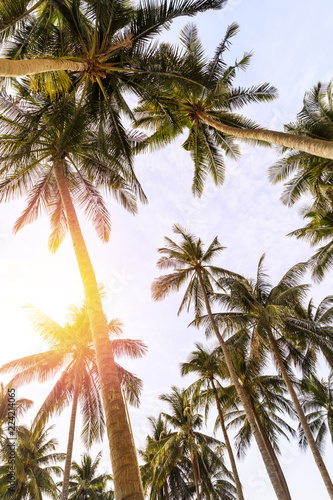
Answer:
[1,0,333,498]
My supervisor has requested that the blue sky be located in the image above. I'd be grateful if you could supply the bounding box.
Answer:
[1,1,333,498]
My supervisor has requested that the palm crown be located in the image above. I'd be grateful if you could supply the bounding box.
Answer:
[151,223,235,320]
[0,84,140,251]
[0,302,147,445]
[135,22,277,194]
[268,82,333,282]
[269,81,333,209]
[65,451,113,499]
[0,423,65,499]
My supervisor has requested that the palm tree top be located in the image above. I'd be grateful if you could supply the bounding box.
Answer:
[269,81,333,208]
[134,22,277,194]
[152,224,234,321]
[63,451,113,499]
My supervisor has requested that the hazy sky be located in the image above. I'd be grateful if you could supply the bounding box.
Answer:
[1,1,333,499]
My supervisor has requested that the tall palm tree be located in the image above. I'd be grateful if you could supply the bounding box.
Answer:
[63,451,113,499]
[299,374,333,453]
[0,83,147,498]
[151,224,290,500]
[0,302,147,500]
[158,386,234,500]
[0,422,64,499]
[213,255,333,497]
[135,25,333,178]
[180,343,244,500]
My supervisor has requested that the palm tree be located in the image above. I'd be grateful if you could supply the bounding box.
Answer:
[285,296,333,371]
[151,224,290,500]
[0,0,226,77]
[269,81,333,208]
[213,254,333,497]
[140,415,193,499]
[63,451,113,499]
[158,386,234,500]
[299,375,333,453]
[180,343,244,500]
[0,383,33,442]
[0,422,64,499]
[268,81,333,281]
[0,302,147,500]
[0,82,147,497]
[286,208,333,281]
[135,25,333,178]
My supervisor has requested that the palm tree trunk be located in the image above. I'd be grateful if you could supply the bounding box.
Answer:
[0,58,88,76]
[248,396,291,500]
[210,378,244,500]
[267,330,333,499]
[198,110,333,161]
[61,381,80,500]
[190,443,202,500]
[197,272,289,500]
[53,160,144,500]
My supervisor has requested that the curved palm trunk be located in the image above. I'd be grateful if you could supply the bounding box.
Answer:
[53,161,144,500]
[248,395,291,500]
[210,378,244,500]
[198,110,333,161]
[197,272,288,500]
[267,330,333,499]
[61,381,80,500]
[0,58,88,76]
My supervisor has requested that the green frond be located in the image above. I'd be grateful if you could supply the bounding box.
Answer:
[131,0,227,45]
[206,22,240,83]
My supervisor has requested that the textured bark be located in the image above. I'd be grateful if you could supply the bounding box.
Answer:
[197,272,289,500]
[248,396,291,500]
[53,161,144,500]
[267,330,333,499]
[198,111,333,161]
[61,382,79,500]
[0,58,88,76]
[190,440,202,500]
[210,379,244,500]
